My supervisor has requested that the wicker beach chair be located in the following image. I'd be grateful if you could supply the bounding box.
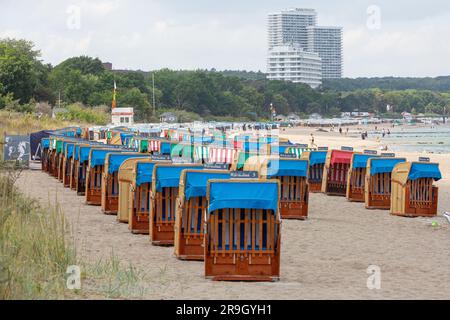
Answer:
[205,179,281,281]
[391,161,441,217]
[364,157,407,210]
[175,169,231,261]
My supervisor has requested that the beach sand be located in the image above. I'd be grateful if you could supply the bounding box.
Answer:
[16,127,450,300]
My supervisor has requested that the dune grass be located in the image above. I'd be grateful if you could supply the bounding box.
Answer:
[0,166,76,299]
[0,165,151,300]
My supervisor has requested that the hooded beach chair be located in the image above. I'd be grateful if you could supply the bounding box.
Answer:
[49,138,63,177]
[86,148,124,205]
[260,157,309,220]
[175,169,231,261]
[321,149,354,196]
[346,152,379,202]
[301,150,327,193]
[72,143,105,193]
[62,142,76,188]
[391,161,442,217]
[101,153,151,214]
[205,179,281,281]
[117,158,171,231]
[365,157,407,210]
[41,138,50,173]
[150,164,203,246]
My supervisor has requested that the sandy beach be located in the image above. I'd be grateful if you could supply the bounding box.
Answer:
[16,126,450,300]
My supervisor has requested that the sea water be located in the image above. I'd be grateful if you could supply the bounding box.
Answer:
[377,125,450,154]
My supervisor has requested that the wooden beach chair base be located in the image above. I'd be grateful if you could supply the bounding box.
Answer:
[176,237,204,261]
[280,202,308,220]
[150,223,175,246]
[102,196,118,215]
[308,182,322,193]
[347,189,364,202]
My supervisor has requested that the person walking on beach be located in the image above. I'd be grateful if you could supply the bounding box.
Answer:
[346,128,349,136]
[339,127,343,135]
[310,133,316,147]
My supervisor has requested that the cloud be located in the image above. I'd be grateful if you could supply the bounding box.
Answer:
[1,0,450,77]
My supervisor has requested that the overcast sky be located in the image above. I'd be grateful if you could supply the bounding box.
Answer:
[1,0,450,78]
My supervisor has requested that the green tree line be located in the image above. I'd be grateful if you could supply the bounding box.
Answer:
[1,38,449,122]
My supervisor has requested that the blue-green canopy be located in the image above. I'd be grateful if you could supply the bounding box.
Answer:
[408,163,442,181]
[154,165,203,192]
[370,158,406,175]
[107,153,150,174]
[266,159,308,178]
[353,154,379,169]
[208,181,279,213]
[184,171,230,200]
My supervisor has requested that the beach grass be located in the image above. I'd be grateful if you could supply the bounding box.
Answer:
[0,165,76,299]
[0,163,151,300]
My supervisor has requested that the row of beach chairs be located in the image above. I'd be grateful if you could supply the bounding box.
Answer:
[40,136,442,282]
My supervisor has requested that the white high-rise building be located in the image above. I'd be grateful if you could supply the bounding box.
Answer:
[266,8,343,86]
[307,26,343,79]
[268,8,317,49]
[267,45,322,88]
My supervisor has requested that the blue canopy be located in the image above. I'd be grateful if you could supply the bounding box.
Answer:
[353,154,379,169]
[184,171,230,200]
[90,149,123,167]
[370,158,406,175]
[42,138,50,149]
[408,163,442,181]
[107,153,150,174]
[135,162,158,186]
[67,144,75,158]
[120,133,134,145]
[80,146,94,163]
[266,159,308,178]
[74,145,80,161]
[160,142,172,155]
[62,142,68,154]
[309,151,327,166]
[155,165,203,192]
[208,181,279,213]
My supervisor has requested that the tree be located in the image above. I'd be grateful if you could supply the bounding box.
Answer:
[0,38,43,103]
[120,88,150,122]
